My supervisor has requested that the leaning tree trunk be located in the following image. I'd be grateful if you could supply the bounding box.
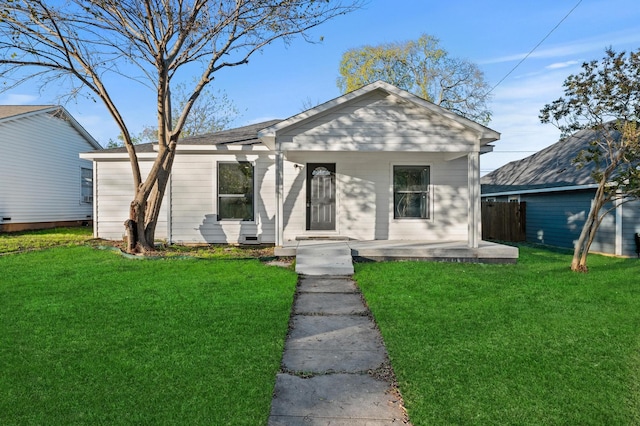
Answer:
[571,208,597,272]
[571,181,607,272]
[144,149,176,245]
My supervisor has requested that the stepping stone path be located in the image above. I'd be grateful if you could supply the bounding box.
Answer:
[268,276,409,425]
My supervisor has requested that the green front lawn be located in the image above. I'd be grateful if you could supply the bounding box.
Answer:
[355,247,640,425]
[0,227,92,253]
[4,232,640,425]
[0,246,297,425]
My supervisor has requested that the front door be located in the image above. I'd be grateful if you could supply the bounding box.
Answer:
[306,163,336,230]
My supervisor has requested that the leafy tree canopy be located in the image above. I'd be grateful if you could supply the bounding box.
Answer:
[337,34,492,124]
[540,48,640,271]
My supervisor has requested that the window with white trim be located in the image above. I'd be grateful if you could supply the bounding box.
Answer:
[393,165,430,219]
[81,167,93,204]
[217,162,254,221]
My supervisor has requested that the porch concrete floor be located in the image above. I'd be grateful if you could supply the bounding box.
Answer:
[275,239,519,263]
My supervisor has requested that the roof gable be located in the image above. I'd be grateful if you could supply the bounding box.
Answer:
[0,105,56,120]
[0,105,102,150]
[259,81,499,150]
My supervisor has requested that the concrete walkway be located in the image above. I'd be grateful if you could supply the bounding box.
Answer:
[268,273,409,425]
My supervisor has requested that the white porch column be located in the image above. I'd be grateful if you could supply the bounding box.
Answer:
[275,151,284,246]
[92,162,98,239]
[468,151,481,248]
[615,189,623,256]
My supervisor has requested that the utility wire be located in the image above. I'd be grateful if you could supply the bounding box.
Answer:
[486,0,583,95]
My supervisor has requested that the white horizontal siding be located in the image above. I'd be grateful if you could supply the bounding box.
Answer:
[280,91,478,152]
[281,152,468,242]
[0,112,95,225]
[168,153,276,244]
[95,160,167,240]
[391,155,469,240]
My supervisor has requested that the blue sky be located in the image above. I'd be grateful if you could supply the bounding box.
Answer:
[3,0,640,174]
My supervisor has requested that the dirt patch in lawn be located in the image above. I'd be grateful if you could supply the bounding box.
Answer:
[86,239,287,261]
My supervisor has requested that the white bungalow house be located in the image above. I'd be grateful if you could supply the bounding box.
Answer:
[0,105,102,232]
[82,81,511,259]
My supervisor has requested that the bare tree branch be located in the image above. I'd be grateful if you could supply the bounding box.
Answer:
[0,0,363,252]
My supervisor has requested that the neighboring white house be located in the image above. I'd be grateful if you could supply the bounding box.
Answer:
[0,105,102,232]
[82,81,499,248]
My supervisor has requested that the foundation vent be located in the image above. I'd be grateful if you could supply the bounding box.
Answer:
[241,235,261,245]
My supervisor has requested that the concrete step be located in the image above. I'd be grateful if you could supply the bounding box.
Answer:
[294,242,354,276]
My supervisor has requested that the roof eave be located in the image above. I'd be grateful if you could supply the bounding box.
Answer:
[59,107,103,150]
[0,105,55,123]
[482,183,600,197]
[0,105,103,150]
[257,80,500,144]
[174,144,270,152]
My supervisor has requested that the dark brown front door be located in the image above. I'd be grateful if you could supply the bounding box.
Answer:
[306,163,336,230]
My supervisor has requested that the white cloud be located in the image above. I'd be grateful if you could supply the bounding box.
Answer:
[546,60,579,69]
[67,110,119,147]
[245,116,281,125]
[0,93,39,104]
[480,29,640,65]
[481,65,569,175]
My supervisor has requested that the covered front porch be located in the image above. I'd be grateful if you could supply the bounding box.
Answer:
[275,239,519,264]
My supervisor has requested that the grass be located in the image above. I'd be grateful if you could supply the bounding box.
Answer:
[6,229,640,424]
[355,246,640,425]
[0,227,93,253]
[0,246,298,425]
[0,227,278,259]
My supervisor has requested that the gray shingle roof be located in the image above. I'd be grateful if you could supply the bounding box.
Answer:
[0,105,55,120]
[481,126,608,194]
[102,119,282,153]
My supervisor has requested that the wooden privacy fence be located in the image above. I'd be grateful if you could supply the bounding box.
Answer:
[481,201,526,242]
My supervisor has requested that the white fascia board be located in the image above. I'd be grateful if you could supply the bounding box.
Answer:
[482,184,599,197]
[480,144,494,154]
[58,107,103,150]
[172,144,270,152]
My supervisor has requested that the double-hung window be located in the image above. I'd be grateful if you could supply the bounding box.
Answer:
[393,165,430,219]
[217,162,254,221]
